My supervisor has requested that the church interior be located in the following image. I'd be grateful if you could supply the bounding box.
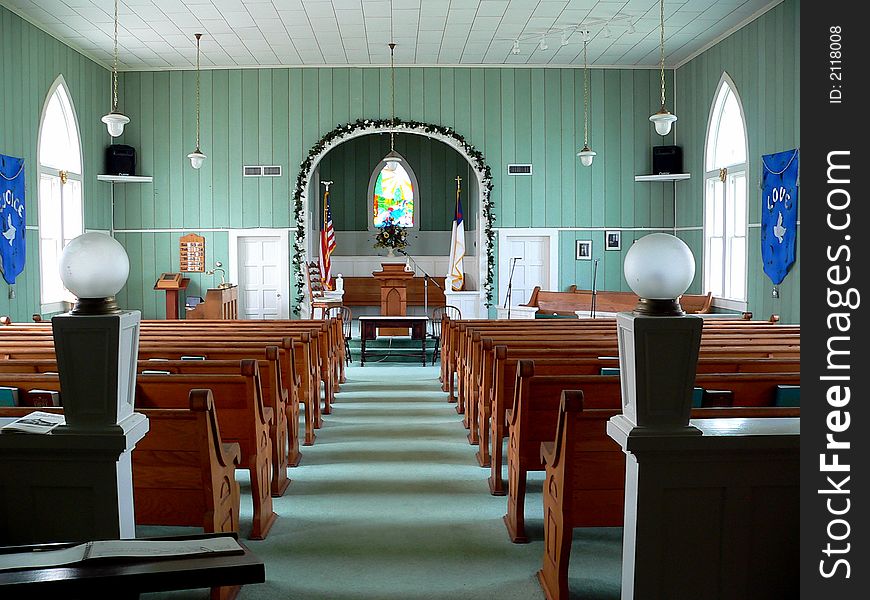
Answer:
[0,0,799,598]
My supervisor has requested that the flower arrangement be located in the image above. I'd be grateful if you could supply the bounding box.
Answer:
[373,217,409,252]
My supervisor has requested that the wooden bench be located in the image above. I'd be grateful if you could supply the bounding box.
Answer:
[522,286,713,316]
[134,366,276,539]
[1,353,299,498]
[0,390,242,536]
[536,390,800,600]
[504,366,801,543]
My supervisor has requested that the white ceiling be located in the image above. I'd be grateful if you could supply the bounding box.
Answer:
[2,0,780,70]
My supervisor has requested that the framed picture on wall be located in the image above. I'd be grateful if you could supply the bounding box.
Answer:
[605,230,621,251]
[575,240,592,261]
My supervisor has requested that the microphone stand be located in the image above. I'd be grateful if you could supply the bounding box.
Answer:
[398,249,442,318]
[504,257,519,320]
[591,258,600,319]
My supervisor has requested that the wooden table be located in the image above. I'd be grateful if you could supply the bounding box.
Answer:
[359,316,429,366]
[0,533,264,600]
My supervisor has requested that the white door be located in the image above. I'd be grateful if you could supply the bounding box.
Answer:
[500,236,549,307]
[238,235,287,319]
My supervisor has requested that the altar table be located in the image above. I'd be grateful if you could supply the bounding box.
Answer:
[359,316,429,366]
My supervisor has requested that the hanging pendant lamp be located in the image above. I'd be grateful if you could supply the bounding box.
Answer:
[188,33,207,169]
[577,33,596,167]
[650,0,677,136]
[101,0,130,137]
[383,42,403,166]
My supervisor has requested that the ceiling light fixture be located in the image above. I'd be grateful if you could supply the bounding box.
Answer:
[101,0,129,137]
[539,35,548,51]
[512,39,521,55]
[187,33,206,169]
[650,0,677,136]
[560,31,570,46]
[577,32,597,167]
[382,42,402,166]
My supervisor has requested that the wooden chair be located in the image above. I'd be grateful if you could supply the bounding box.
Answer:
[430,305,461,365]
[327,305,353,365]
[305,261,341,319]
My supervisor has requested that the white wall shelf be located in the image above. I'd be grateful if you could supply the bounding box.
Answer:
[634,173,691,182]
[97,175,153,183]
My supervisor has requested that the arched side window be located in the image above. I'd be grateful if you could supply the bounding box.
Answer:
[38,76,84,311]
[703,73,748,305]
[369,153,419,230]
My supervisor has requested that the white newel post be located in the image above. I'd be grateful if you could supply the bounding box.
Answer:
[607,234,799,599]
[0,233,148,544]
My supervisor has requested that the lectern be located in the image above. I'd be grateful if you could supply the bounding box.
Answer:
[153,273,190,320]
[186,285,238,320]
[372,263,414,335]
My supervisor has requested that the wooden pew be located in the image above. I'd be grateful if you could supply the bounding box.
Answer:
[0,332,322,447]
[504,365,800,543]
[478,346,801,491]
[134,366,276,539]
[536,390,800,600]
[0,365,275,540]
[0,389,242,536]
[0,354,299,498]
[522,286,713,316]
[0,319,339,415]
[138,357,298,496]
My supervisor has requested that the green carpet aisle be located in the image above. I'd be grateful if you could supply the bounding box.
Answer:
[142,366,621,599]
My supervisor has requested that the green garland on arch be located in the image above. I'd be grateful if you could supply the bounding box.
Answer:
[291,118,495,315]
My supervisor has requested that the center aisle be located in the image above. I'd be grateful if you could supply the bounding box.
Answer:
[243,365,621,600]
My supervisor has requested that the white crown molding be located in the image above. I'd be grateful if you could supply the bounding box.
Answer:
[117,62,674,73]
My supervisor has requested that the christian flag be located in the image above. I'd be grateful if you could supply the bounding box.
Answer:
[319,187,336,290]
[447,185,465,291]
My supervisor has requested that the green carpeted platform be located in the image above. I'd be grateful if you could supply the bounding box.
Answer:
[141,366,621,599]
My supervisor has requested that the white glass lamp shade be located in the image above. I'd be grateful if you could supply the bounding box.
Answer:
[188,149,207,169]
[577,146,597,167]
[101,111,130,137]
[383,149,403,164]
[650,109,678,136]
[624,233,694,300]
[59,232,130,299]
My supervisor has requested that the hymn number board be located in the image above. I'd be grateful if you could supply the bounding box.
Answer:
[179,233,206,272]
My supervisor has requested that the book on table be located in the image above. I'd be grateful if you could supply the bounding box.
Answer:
[0,411,65,434]
[0,537,245,572]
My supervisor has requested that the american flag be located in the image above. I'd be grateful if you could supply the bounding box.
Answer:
[319,187,336,290]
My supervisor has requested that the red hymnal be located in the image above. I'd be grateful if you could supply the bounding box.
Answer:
[24,390,61,407]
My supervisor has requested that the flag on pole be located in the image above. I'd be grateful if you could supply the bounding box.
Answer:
[447,176,465,291]
[319,181,336,290]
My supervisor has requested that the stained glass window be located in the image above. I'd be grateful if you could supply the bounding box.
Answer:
[373,161,415,228]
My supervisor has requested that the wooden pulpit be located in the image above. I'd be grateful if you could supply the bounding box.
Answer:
[372,263,415,335]
[185,285,239,320]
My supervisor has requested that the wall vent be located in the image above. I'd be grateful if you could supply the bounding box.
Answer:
[243,165,282,177]
[507,164,533,176]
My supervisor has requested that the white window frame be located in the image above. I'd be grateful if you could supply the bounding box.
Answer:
[37,75,84,314]
[367,152,420,232]
[703,73,748,311]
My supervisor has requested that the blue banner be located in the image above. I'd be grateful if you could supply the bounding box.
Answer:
[761,149,798,285]
[0,154,26,285]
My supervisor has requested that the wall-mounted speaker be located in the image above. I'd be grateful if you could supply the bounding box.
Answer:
[105,144,136,176]
[652,145,682,175]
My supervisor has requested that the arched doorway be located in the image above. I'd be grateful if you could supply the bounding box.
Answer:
[291,119,495,317]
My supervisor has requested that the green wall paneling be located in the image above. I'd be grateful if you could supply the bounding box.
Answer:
[317,134,474,233]
[0,6,110,322]
[676,0,800,323]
